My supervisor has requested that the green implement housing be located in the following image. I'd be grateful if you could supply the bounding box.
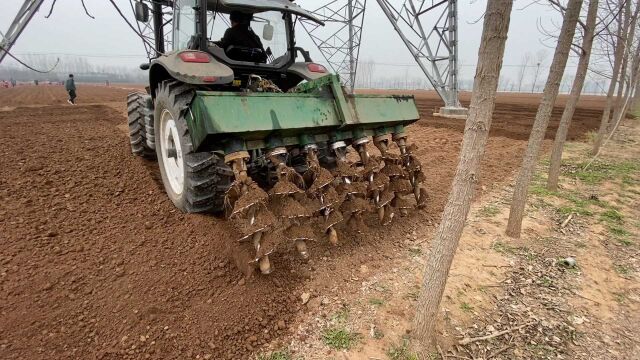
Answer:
[188,75,420,153]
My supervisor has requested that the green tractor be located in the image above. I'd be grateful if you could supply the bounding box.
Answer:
[128,0,426,274]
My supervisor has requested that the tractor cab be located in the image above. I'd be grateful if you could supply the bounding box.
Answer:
[170,0,324,89]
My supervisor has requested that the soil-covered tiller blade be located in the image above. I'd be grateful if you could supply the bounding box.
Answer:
[224,151,276,274]
[266,148,315,261]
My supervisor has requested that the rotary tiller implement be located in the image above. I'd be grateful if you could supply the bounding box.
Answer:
[120,1,431,275]
[136,71,426,274]
[209,75,427,274]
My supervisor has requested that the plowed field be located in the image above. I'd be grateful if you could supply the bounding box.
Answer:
[0,85,605,359]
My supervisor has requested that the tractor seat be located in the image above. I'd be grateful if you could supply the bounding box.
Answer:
[225,45,267,63]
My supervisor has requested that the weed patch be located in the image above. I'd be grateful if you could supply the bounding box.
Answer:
[257,350,292,360]
[613,292,627,303]
[529,177,604,217]
[585,130,597,143]
[479,204,500,217]
[556,205,593,217]
[607,224,631,245]
[573,160,640,185]
[601,209,624,224]
[387,339,419,360]
[614,264,632,276]
[622,174,638,185]
[523,249,537,261]
[607,224,629,237]
[492,240,516,255]
[408,247,423,257]
[322,327,360,350]
[372,327,384,339]
[574,167,609,185]
[529,171,559,197]
[460,302,474,312]
[331,308,350,323]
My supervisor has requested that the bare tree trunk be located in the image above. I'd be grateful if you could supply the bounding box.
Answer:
[631,42,640,110]
[592,0,632,154]
[610,2,639,129]
[632,50,640,109]
[505,0,583,238]
[517,53,531,92]
[531,62,542,92]
[620,42,640,117]
[547,0,599,191]
[411,0,513,354]
[631,77,640,112]
[587,86,636,168]
[610,58,630,130]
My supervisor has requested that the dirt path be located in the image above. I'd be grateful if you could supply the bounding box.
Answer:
[0,86,605,359]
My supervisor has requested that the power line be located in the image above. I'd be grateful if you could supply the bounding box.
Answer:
[0,45,59,73]
[44,0,94,19]
[358,61,581,68]
[107,0,161,56]
[12,52,145,58]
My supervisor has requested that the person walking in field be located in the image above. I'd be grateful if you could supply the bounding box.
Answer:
[65,74,76,105]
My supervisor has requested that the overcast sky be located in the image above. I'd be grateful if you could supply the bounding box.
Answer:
[1,0,583,89]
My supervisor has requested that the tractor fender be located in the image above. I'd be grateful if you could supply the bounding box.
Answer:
[287,62,330,81]
[149,51,234,96]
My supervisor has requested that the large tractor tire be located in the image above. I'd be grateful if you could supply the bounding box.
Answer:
[127,92,156,159]
[154,80,233,213]
[142,95,157,152]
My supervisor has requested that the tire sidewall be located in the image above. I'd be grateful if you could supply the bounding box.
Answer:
[154,87,190,211]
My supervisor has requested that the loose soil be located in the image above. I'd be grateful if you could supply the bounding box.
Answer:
[0,84,135,107]
[0,85,605,359]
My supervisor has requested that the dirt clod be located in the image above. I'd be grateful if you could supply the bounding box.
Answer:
[301,292,311,304]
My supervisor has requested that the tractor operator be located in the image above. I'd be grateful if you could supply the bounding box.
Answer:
[214,11,266,63]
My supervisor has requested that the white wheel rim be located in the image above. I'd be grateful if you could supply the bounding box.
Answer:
[160,109,184,195]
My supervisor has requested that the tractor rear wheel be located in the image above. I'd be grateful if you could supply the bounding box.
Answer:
[154,80,232,213]
[127,92,155,159]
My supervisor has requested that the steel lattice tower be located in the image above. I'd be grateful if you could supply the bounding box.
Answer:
[0,0,45,64]
[376,0,467,116]
[301,0,467,116]
[300,0,367,92]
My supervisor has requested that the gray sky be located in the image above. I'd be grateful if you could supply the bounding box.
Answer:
[1,0,589,90]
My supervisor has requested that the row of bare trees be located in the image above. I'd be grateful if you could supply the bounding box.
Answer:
[356,58,610,93]
[411,0,639,355]
[516,50,550,92]
[0,54,147,83]
[591,0,640,155]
